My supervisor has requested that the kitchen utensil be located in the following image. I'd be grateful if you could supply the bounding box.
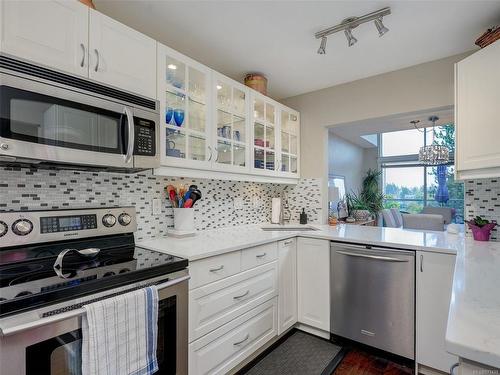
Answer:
[183,190,191,201]
[183,199,193,208]
[189,189,202,206]
[189,184,198,191]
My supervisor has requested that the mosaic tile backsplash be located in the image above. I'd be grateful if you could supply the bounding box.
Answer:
[464,178,500,241]
[0,167,323,241]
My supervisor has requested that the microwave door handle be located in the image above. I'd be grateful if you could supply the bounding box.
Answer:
[124,106,134,164]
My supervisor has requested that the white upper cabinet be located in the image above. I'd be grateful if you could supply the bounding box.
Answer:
[455,41,500,180]
[279,108,300,177]
[88,9,156,98]
[0,0,89,77]
[158,43,212,169]
[212,73,250,173]
[251,92,279,176]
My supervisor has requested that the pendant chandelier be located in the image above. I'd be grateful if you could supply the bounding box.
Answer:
[411,116,450,165]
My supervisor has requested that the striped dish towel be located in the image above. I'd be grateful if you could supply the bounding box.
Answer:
[82,286,159,375]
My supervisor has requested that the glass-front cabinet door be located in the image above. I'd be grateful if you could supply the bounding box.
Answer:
[279,108,300,177]
[251,92,279,175]
[212,74,249,172]
[158,44,211,168]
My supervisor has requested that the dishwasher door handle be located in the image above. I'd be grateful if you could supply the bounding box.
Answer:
[336,250,410,262]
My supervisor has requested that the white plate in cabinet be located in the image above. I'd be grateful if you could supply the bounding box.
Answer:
[189,262,278,342]
[241,242,278,271]
[189,251,241,289]
[189,298,278,375]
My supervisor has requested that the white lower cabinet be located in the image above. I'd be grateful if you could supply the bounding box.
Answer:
[278,238,297,335]
[189,298,278,375]
[416,251,458,372]
[297,238,330,332]
[189,262,278,342]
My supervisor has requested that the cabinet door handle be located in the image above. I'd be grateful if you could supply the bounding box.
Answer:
[450,363,459,375]
[80,43,86,67]
[284,240,293,246]
[207,146,213,161]
[233,333,250,346]
[256,253,267,258]
[209,265,224,273]
[94,49,100,72]
[233,290,250,300]
[420,254,424,272]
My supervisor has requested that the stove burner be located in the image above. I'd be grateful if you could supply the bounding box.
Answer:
[1,263,44,276]
[15,291,33,298]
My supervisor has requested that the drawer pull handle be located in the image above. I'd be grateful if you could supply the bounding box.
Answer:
[284,240,293,245]
[233,334,250,346]
[256,253,267,258]
[209,265,224,273]
[450,363,459,375]
[233,290,250,300]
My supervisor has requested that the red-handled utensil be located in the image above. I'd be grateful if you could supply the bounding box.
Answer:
[183,198,193,208]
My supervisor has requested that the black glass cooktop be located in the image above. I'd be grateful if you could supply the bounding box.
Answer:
[0,233,187,317]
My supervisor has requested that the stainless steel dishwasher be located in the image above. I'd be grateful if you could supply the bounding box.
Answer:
[330,242,415,360]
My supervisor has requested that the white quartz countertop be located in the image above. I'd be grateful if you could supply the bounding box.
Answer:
[137,224,464,261]
[137,223,500,368]
[445,239,500,369]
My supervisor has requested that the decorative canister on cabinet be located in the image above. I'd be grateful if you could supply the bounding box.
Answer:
[79,0,96,8]
[244,73,268,95]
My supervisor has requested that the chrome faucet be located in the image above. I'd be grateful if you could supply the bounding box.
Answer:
[279,192,291,225]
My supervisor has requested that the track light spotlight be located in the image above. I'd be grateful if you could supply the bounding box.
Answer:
[374,17,389,37]
[317,36,327,54]
[344,28,358,47]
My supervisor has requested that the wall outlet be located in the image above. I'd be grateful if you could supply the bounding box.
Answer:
[234,197,244,210]
[152,198,162,215]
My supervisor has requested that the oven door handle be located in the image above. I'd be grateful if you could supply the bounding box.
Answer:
[124,106,135,164]
[0,275,190,337]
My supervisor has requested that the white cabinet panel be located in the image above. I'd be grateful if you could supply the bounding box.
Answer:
[278,238,297,335]
[241,242,278,271]
[189,262,277,342]
[88,9,156,98]
[297,238,330,332]
[456,41,500,179]
[189,298,277,375]
[0,0,88,77]
[189,251,241,289]
[416,251,458,372]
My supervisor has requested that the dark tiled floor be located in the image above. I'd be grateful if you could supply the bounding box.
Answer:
[333,349,414,375]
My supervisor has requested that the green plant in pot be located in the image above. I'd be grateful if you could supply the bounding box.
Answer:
[346,169,385,221]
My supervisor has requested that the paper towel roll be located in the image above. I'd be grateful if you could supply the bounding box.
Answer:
[271,198,281,224]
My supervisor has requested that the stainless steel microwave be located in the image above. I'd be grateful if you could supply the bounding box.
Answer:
[0,55,160,171]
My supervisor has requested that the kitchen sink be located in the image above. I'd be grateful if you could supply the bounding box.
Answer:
[261,224,320,231]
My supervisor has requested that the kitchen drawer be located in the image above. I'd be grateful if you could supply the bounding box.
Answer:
[189,262,278,342]
[190,252,241,290]
[189,298,278,375]
[241,242,278,271]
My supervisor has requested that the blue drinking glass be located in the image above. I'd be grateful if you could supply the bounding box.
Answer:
[165,107,174,124]
[174,109,185,127]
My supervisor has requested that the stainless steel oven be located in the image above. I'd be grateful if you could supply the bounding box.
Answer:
[0,270,189,375]
[0,55,160,171]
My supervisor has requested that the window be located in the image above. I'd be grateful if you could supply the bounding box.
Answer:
[380,125,464,223]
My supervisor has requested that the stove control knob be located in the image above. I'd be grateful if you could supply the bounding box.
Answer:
[0,221,8,237]
[118,213,132,226]
[12,219,33,236]
[102,214,116,227]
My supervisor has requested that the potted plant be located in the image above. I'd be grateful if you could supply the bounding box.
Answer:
[346,169,385,221]
[466,216,497,241]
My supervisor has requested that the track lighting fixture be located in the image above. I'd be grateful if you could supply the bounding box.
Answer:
[374,17,389,37]
[344,28,358,47]
[315,7,390,54]
[317,36,327,54]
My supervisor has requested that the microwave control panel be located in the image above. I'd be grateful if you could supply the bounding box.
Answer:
[134,118,156,156]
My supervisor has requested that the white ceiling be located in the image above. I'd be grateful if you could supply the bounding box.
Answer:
[330,106,454,148]
[94,1,500,99]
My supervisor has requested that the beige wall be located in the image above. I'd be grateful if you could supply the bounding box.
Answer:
[282,52,472,222]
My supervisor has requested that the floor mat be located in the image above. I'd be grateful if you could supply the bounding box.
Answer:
[243,331,343,375]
